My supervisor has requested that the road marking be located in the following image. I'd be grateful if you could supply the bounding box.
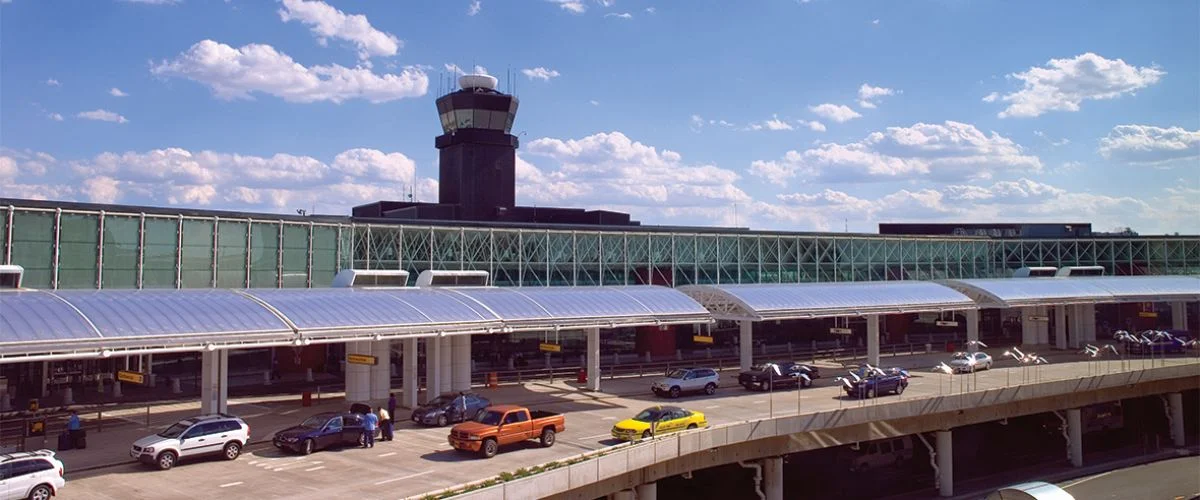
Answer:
[705,405,721,409]
[601,416,616,420]
[578,433,615,440]
[1060,470,1115,490]
[280,409,300,415]
[378,452,397,457]
[304,466,325,472]
[374,469,434,485]
[219,482,243,488]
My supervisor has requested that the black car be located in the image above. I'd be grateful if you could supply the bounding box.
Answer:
[273,412,368,455]
[738,361,819,391]
[411,392,491,426]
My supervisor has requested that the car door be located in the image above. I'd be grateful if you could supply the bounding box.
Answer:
[975,353,989,366]
[500,411,530,445]
[0,462,13,500]
[180,422,220,457]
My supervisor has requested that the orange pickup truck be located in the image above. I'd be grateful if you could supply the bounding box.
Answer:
[447,405,565,458]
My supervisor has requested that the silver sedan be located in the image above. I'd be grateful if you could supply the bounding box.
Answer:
[948,351,993,373]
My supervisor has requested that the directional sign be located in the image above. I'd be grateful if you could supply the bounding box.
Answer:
[117,370,146,385]
[346,354,378,366]
[935,320,959,327]
[538,343,562,353]
[1138,311,1158,318]
[1028,315,1049,322]
[692,335,714,344]
[829,327,853,335]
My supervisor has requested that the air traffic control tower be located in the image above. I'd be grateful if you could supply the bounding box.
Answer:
[353,74,637,226]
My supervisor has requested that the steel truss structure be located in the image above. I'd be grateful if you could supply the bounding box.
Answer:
[3,204,1199,290]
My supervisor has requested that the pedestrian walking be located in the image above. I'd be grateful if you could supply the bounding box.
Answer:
[361,409,379,448]
[378,406,393,442]
[387,393,397,419]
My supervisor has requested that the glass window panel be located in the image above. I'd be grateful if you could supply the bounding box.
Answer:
[473,109,491,129]
[249,222,279,288]
[0,291,99,343]
[454,109,474,128]
[488,110,507,131]
[180,219,214,288]
[1,207,8,266]
[58,214,98,289]
[311,226,339,287]
[56,289,290,337]
[216,221,247,288]
[281,224,309,288]
[244,289,442,329]
[9,211,55,289]
[143,218,178,289]
[101,215,139,289]
[504,113,515,133]
[440,112,453,131]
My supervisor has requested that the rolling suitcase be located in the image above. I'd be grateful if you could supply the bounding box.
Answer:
[57,431,73,451]
[73,429,87,449]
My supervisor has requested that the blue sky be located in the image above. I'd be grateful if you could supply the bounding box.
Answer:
[2,0,1197,234]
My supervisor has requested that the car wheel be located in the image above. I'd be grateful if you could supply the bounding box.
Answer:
[223,441,242,460]
[28,484,52,500]
[687,424,698,430]
[481,438,499,458]
[704,383,717,395]
[156,450,177,470]
[302,439,315,455]
[669,386,681,398]
[437,415,449,427]
[641,430,652,440]
[763,380,772,391]
[540,428,556,447]
[866,387,875,399]
[896,383,905,395]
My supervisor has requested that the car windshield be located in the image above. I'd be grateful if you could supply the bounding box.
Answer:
[476,410,504,426]
[952,353,969,360]
[666,369,688,379]
[157,421,191,438]
[632,409,663,423]
[428,396,454,407]
[300,416,327,428]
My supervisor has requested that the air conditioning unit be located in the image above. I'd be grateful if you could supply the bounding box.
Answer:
[1055,266,1105,277]
[1013,266,1058,278]
[415,270,490,287]
[0,265,23,289]
[331,269,411,288]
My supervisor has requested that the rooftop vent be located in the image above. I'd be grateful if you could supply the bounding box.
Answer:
[416,270,490,287]
[331,269,411,288]
[1013,266,1058,278]
[0,265,24,289]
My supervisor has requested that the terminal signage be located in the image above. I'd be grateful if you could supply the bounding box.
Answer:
[829,327,853,335]
[27,419,45,437]
[1028,315,1049,322]
[116,370,146,385]
[346,354,378,366]
[692,335,714,344]
[1138,311,1158,318]
[935,320,959,327]
[538,343,562,353]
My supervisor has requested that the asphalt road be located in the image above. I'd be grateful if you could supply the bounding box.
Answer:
[54,355,1200,500]
[1058,456,1200,500]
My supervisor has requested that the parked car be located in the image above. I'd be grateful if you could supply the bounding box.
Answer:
[411,392,491,426]
[843,367,909,399]
[273,412,371,455]
[0,449,64,500]
[447,405,565,458]
[845,436,913,472]
[130,414,249,470]
[652,368,720,398]
[738,361,819,391]
[948,351,993,373]
[610,405,708,442]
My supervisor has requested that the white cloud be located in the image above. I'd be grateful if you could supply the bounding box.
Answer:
[595,0,616,6]
[521,67,561,81]
[645,7,656,14]
[871,19,880,25]
[83,176,122,204]
[988,52,1165,118]
[1098,125,1200,165]
[109,87,129,97]
[151,40,428,103]
[589,100,600,106]
[691,115,735,132]
[77,109,129,123]
[548,0,586,14]
[118,0,180,4]
[444,63,465,75]
[981,92,999,103]
[47,113,64,121]
[1032,130,1070,147]
[45,79,60,87]
[749,120,1042,186]
[808,103,861,123]
[473,65,489,75]
[278,0,401,59]
[467,0,481,15]
[857,84,898,109]
[800,120,826,132]
[605,12,632,19]
[747,115,793,131]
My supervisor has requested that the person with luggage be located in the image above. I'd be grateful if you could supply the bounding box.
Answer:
[378,406,393,442]
[361,409,378,448]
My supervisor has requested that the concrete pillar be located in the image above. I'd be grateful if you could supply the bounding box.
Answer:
[937,429,953,497]
[1055,306,1068,350]
[263,371,272,386]
[1083,304,1096,342]
[1168,392,1185,447]
[0,383,11,411]
[112,381,123,398]
[609,491,635,500]
[1021,307,1036,345]
[966,309,980,353]
[866,314,880,367]
[96,373,105,394]
[451,335,472,392]
[41,362,49,398]
[1038,306,1051,345]
[1067,305,1080,349]
[402,338,418,409]
[762,456,784,500]
[171,377,182,394]
[305,368,314,382]
[60,387,73,406]
[424,337,441,403]
[439,336,453,395]
[200,349,228,415]
[1067,408,1083,467]
[739,320,753,371]
[634,482,657,500]
[643,351,652,363]
[371,340,391,400]
[345,341,371,402]
[586,327,601,392]
[1171,302,1187,331]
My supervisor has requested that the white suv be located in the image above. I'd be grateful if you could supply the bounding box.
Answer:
[651,367,720,398]
[131,414,249,470]
[0,449,65,500]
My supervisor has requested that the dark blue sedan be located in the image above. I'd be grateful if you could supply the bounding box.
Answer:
[844,367,909,399]
[410,392,490,426]
[273,412,367,455]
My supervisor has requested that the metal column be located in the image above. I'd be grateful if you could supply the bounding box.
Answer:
[966,309,980,353]
[402,338,418,409]
[1067,408,1083,467]
[200,350,228,415]
[937,430,953,497]
[739,320,753,371]
[867,314,880,367]
[586,327,601,391]
[762,456,784,500]
[1055,306,1068,350]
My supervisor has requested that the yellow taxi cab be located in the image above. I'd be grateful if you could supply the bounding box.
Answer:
[610,405,707,442]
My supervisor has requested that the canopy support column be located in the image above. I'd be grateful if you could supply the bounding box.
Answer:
[1171,302,1187,331]
[1168,392,1185,447]
[370,340,391,400]
[423,337,441,404]
[451,335,472,392]
[402,338,418,409]
[937,429,953,497]
[439,336,453,395]
[586,327,601,392]
[1021,307,1036,345]
[345,341,371,402]
[739,320,753,371]
[200,349,228,415]
[1038,306,1051,345]
[1083,304,1096,343]
[966,309,979,353]
[1054,306,1068,350]
[1068,305,1082,349]
[1067,408,1083,467]
[866,314,880,367]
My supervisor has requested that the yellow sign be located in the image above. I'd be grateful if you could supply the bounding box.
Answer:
[117,370,146,385]
[538,343,562,353]
[347,354,378,366]
[692,335,714,344]
[28,420,45,437]
[1138,311,1158,318]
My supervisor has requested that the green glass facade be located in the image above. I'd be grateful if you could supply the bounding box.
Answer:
[3,204,1198,290]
